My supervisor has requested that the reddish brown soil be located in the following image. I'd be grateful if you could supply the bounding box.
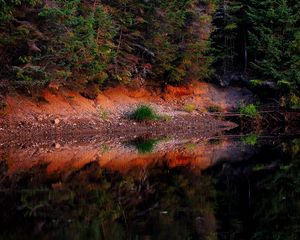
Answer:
[0,81,251,144]
[0,136,251,176]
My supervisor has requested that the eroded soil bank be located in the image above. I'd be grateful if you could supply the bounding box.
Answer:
[0,81,252,143]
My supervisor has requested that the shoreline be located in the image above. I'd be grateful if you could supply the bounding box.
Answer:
[0,81,250,144]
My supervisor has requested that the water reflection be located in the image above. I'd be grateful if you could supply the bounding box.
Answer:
[0,136,299,239]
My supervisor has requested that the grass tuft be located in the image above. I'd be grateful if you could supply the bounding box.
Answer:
[132,138,159,154]
[183,103,196,113]
[98,107,109,120]
[131,105,159,121]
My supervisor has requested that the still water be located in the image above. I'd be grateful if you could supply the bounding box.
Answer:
[0,134,299,240]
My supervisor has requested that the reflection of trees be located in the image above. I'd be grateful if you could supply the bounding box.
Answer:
[0,160,217,240]
[212,138,300,240]
[3,138,297,239]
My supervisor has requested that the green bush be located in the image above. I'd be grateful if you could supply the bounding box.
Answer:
[240,104,259,118]
[130,105,159,122]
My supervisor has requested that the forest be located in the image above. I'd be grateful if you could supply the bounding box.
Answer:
[0,0,299,108]
[0,1,300,239]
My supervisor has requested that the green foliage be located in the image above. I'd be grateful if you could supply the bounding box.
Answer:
[183,103,196,113]
[289,94,300,110]
[185,142,197,150]
[38,1,117,84]
[0,0,40,22]
[212,0,300,100]
[212,0,243,72]
[250,79,264,87]
[241,134,258,146]
[240,104,259,118]
[144,0,215,82]
[1,0,299,101]
[130,105,159,121]
[132,138,159,153]
[98,106,109,120]
[0,0,217,92]
[247,0,300,93]
[11,65,49,95]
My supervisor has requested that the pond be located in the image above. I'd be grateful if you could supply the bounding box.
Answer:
[0,133,299,240]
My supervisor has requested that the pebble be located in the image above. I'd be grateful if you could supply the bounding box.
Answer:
[55,143,61,149]
[54,118,60,125]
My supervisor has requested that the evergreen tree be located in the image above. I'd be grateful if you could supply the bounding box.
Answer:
[247,0,300,92]
[212,0,244,75]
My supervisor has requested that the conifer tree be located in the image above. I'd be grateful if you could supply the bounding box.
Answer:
[247,0,300,92]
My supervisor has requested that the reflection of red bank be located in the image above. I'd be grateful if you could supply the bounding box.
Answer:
[1,138,253,177]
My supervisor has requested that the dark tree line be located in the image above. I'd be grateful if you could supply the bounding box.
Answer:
[212,0,300,107]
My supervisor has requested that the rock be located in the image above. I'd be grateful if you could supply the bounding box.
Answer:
[211,73,228,87]
[229,73,248,87]
[55,143,61,149]
[37,116,43,121]
[54,118,60,125]
[212,72,249,87]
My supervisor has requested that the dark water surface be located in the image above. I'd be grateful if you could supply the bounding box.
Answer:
[0,134,299,240]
